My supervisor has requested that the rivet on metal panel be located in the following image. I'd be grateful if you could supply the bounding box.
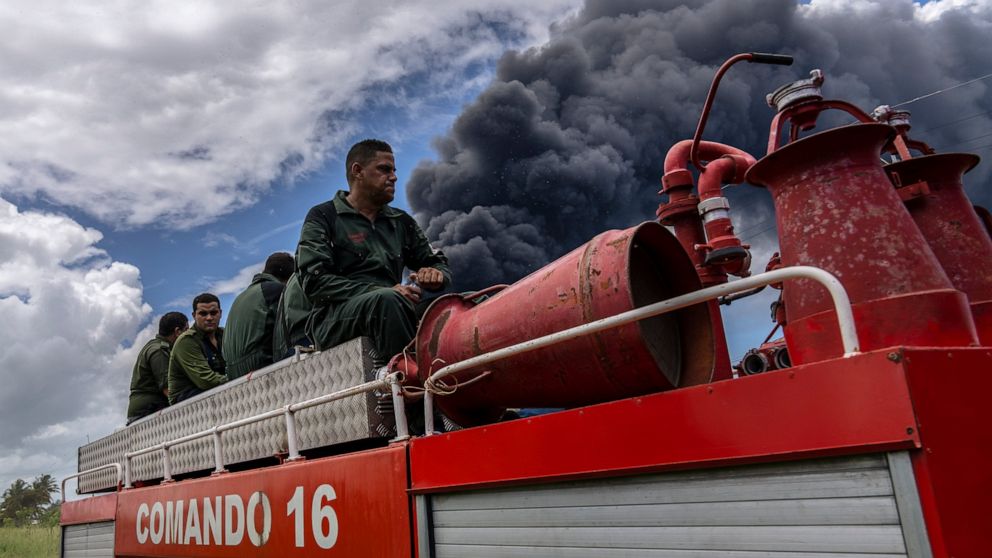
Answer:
[906,427,915,435]
[887,352,902,363]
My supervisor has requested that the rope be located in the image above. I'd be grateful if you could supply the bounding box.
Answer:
[421,357,492,396]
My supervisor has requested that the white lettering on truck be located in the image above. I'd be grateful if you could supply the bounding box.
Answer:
[132,486,332,548]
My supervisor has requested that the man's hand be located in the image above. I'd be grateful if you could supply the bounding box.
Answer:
[410,267,444,291]
[392,283,422,304]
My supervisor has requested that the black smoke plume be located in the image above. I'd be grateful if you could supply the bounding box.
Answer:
[408,0,992,290]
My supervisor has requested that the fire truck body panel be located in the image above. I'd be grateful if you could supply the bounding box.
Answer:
[61,347,992,556]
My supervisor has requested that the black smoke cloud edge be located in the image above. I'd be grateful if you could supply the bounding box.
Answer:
[407,0,992,291]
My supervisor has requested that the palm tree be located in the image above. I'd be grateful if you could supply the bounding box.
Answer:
[31,474,57,506]
[1,474,59,526]
[1,478,31,524]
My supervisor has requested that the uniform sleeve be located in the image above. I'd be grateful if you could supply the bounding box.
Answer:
[296,208,382,306]
[148,346,171,393]
[172,336,227,390]
[403,216,452,288]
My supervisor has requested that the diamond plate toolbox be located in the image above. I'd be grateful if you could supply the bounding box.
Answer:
[77,337,392,493]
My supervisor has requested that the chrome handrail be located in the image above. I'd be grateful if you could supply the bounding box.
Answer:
[62,463,122,500]
[423,266,860,434]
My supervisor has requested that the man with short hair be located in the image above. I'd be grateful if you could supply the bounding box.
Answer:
[223,252,295,378]
[126,312,188,424]
[168,293,227,403]
[296,138,451,361]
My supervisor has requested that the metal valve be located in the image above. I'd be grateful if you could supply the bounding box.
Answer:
[766,69,824,112]
[871,104,912,129]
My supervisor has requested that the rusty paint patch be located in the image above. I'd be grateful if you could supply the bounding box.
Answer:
[606,234,630,251]
[472,326,482,355]
[428,309,451,357]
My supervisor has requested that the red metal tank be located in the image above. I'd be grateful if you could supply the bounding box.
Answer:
[413,221,714,426]
[746,124,979,364]
[884,153,992,344]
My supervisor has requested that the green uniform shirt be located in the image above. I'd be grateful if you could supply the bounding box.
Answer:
[168,326,227,404]
[296,190,451,307]
[126,336,172,420]
[223,272,285,379]
[272,273,312,359]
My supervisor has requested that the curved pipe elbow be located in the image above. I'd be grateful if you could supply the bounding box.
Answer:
[664,140,756,175]
[697,153,756,199]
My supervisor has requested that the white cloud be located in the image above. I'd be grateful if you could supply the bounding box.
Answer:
[0,0,580,229]
[209,262,264,296]
[916,0,992,22]
[0,197,151,495]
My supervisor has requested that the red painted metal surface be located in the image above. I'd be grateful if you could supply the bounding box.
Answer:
[409,349,919,493]
[976,205,992,238]
[60,492,118,526]
[901,348,992,557]
[885,153,992,344]
[747,124,979,364]
[114,444,411,557]
[412,221,714,426]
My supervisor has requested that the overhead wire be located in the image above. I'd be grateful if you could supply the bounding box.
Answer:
[890,72,992,108]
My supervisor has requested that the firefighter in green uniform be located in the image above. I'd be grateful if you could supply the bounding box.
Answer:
[126,312,188,424]
[296,139,451,362]
[272,272,313,360]
[223,252,295,378]
[168,293,228,403]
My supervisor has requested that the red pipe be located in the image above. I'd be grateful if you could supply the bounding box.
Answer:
[659,140,756,381]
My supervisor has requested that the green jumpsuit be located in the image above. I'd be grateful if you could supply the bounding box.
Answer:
[296,190,451,361]
[272,273,313,360]
[168,326,227,404]
[126,336,172,423]
[223,272,285,379]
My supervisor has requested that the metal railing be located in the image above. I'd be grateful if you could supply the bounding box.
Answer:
[62,463,122,500]
[123,372,407,488]
[423,266,860,434]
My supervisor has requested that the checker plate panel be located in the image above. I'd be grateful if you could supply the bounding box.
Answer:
[77,338,390,493]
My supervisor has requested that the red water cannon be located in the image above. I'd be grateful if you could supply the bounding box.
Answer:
[746,70,980,364]
[871,106,992,343]
[398,222,714,426]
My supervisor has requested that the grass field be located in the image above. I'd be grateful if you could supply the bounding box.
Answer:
[0,527,60,558]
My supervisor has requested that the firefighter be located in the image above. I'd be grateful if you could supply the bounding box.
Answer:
[272,272,313,360]
[223,252,295,378]
[295,139,451,362]
[125,312,188,424]
[168,293,228,403]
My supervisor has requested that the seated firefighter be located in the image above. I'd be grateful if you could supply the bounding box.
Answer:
[296,139,451,362]
[272,272,313,360]
[126,312,188,424]
[223,252,295,378]
[168,293,227,403]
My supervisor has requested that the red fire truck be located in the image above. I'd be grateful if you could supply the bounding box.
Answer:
[60,53,992,557]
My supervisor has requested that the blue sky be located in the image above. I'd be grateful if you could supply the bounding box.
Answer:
[1,0,989,497]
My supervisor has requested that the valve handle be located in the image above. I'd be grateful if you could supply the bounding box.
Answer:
[749,52,794,66]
